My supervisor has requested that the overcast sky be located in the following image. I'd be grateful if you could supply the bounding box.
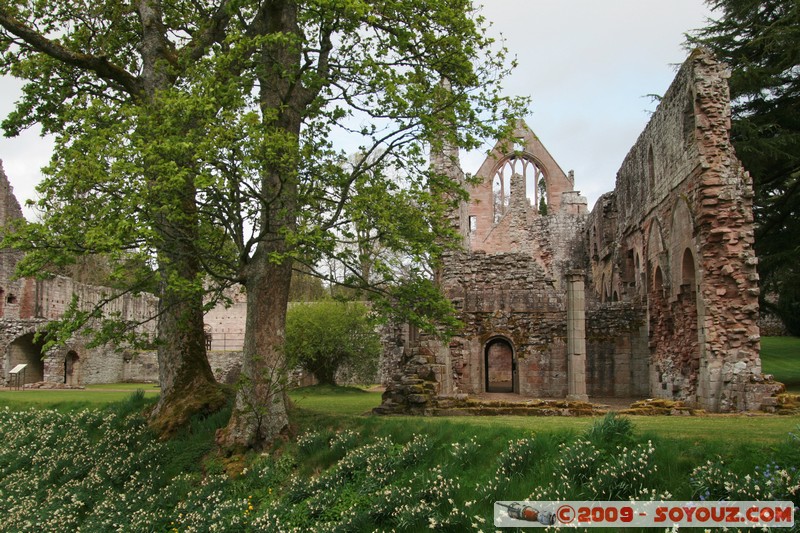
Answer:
[0,0,714,219]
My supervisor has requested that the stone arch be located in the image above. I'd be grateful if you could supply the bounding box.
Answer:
[645,219,667,290]
[64,350,80,386]
[670,198,695,295]
[653,265,664,293]
[484,336,516,393]
[646,219,665,257]
[6,333,45,385]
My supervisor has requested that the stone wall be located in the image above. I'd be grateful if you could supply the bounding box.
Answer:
[0,270,159,386]
[0,161,159,386]
[441,250,569,397]
[585,302,648,398]
[585,48,779,411]
[378,123,591,413]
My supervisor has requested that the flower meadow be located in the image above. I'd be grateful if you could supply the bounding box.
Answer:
[0,394,798,532]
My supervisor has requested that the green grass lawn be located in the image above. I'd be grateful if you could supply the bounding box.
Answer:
[288,384,381,415]
[3,380,797,444]
[761,336,800,393]
[287,385,800,445]
[0,383,160,410]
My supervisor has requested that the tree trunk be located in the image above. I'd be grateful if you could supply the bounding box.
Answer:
[147,211,226,435]
[135,0,224,435]
[216,253,292,450]
[217,0,306,450]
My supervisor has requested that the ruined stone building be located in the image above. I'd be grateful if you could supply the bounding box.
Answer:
[0,49,783,411]
[377,49,781,414]
[0,166,161,386]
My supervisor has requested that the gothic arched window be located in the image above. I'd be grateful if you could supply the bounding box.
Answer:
[491,154,547,222]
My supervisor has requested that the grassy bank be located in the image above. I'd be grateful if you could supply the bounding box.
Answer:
[289,385,800,445]
[0,338,795,531]
[0,387,798,532]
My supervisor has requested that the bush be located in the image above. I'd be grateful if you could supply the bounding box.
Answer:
[285,300,381,385]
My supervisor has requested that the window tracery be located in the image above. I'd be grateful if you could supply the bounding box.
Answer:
[491,154,547,223]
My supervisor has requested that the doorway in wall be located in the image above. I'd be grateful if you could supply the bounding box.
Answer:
[485,338,516,393]
[64,351,80,386]
[7,333,45,385]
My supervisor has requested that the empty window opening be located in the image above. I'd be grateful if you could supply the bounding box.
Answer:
[681,248,697,292]
[537,175,548,215]
[485,338,515,393]
[492,174,509,223]
[492,154,547,222]
[468,215,477,233]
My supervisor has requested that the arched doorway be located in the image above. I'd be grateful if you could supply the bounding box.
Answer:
[7,333,45,385]
[64,351,80,386]
[485,337,516,393]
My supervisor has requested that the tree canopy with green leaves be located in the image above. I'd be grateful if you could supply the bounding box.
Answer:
[689,0,800,334]
[1,0,525,449]
[0,0,237,434]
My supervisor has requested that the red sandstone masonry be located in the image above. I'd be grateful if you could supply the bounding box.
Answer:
[586,48,780,411]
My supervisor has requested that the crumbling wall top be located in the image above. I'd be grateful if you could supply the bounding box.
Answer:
[0,160,24,228]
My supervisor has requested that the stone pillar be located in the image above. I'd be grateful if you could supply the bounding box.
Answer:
[566,270,589,401]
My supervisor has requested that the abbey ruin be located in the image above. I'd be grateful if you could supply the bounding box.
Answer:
[376,49,782,414]
[0,49,783,412]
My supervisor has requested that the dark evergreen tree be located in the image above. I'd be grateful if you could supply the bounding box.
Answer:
[690,0,800,334]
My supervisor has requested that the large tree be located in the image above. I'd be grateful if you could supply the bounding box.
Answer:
[689,0,800,334]
[2,0,524,450]
[0,1,233,432]
[170,1,524,450]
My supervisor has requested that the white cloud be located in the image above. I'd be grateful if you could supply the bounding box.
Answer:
[468,0,713,208]
[0,0,714,218]
[0,77,54,220]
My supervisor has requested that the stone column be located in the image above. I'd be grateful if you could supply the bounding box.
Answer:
[566,270,589,401]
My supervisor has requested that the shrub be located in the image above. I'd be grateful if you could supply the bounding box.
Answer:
[285,301,381,385]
